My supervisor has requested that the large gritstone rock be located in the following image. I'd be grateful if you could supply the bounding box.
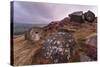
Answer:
[40,29,77,63]
[84,10,95,22]
[69,11,84,23]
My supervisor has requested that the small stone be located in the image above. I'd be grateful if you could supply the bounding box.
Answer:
[66,44,69,47]
[69,39,72,42]
[57,41,61,44]
[65,49,68,53]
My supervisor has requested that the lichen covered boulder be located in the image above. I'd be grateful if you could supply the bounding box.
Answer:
[39,29,77,63]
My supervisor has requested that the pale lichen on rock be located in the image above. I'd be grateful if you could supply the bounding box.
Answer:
[40,29,77,63]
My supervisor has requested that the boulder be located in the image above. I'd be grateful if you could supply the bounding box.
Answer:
[69,11,84,23]
[38,29,78,63]
[84,10,95,22]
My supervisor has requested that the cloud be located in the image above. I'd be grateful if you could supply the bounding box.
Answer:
[13,1,97,24]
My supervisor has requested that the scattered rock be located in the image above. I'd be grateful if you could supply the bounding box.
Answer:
[43,17,70,32]
[43,21,60,32]
[61,17,70,24]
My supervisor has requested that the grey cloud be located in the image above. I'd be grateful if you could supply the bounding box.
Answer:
[13,1,97,24]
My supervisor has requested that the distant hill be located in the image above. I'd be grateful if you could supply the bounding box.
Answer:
[13,23,47,35]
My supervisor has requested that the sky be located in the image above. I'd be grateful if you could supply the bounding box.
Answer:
[13,1,97,24]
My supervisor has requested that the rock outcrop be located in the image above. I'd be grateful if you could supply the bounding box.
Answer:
[84,10,95,22]
[32,29,79,64]
[24,10,97,64]
[69,11,84,23]
[69,10,96,23]
[25,10,97,43]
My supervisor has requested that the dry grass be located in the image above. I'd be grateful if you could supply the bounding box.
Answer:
[12,22,97,66]
[13,35,43,66]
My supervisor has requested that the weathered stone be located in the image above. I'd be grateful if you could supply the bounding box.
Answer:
[84,10,95,22]
[24,27,44,43]
[40,29,77,63]
[69,11,84,23]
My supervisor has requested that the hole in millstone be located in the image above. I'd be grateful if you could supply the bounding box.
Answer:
[35,32,38,34]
